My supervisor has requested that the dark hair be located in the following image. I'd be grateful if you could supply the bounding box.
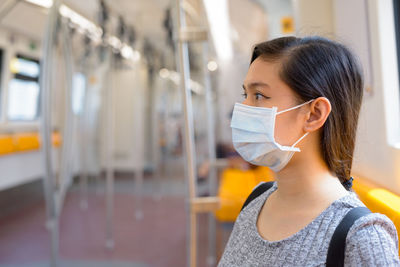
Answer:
[250,36,363,190]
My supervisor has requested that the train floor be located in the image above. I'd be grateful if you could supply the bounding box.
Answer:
[0,158,232,267]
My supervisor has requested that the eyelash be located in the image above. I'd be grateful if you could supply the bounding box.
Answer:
[242,92,269,100]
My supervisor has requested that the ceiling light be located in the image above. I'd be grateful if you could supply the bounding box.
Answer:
[203,0,233,61]
[25,0,53,8]
[107,35,122,50]
[59,5,102,42]
[24,0,140,63]
[159,68,169,78]
[207,60,218,71]
[121,44,133,59]
[132,50,140,62]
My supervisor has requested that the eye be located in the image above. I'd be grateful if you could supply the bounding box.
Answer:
[241,92,247,99]
[255,92,269,100]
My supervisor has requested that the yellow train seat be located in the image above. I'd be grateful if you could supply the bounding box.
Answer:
[14,133,40,152]
[0,135,15,155]
[0,132,62,156]
[215,166,274,222]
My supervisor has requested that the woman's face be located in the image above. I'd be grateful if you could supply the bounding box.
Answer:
[242,57,309,146]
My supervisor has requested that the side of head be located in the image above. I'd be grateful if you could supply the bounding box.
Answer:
[250,36,364,184]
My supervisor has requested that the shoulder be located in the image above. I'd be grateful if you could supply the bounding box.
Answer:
[235,181,276,226]
[240,181,277,212]
[344,212,400,266]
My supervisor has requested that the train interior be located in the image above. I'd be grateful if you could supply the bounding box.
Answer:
[1,0,400,266]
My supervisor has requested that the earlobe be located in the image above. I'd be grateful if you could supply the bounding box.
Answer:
[304,97,331,132]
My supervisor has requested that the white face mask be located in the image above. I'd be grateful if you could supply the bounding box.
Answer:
[231,99,314,172]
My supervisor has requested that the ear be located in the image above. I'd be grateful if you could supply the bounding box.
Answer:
[303,97,331,132]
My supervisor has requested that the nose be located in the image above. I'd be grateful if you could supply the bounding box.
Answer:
[242,98,253,106]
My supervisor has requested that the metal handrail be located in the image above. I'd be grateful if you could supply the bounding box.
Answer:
[39,0,62,266]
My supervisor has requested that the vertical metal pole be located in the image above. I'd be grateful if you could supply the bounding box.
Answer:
[156,84,167,200]
[39,0,61,266]
[135,69,144,219]
[134,169,144,220]
[175,1,198,266]
[105,47,115,249]
[57,17,76,212]
[79,66,90,211]
[202,43,218,266]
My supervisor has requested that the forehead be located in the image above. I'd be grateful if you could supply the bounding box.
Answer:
[243,57,298,100]
[244,57,281,85]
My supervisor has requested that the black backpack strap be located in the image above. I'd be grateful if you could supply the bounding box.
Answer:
[326,206,371,267]
[240,181,275,212]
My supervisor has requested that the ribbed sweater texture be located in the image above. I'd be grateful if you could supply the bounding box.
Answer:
[218,182,400,266]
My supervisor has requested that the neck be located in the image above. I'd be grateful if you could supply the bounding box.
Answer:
[273,150,348,205]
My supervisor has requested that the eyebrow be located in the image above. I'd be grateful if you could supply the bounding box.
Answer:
[242,82,270,90]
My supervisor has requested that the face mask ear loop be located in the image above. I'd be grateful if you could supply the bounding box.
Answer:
[291,132,309,149]
[276,99,315,115]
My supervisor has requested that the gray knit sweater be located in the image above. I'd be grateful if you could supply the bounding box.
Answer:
[218,182,400,266]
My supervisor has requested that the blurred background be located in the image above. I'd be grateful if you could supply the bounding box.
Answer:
[0,0,400,266]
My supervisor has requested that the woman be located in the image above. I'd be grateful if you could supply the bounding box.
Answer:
[218,36,400,266]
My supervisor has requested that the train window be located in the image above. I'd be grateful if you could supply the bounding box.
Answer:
[394,0,400,87]
[72,72,86,115]
[7,54,40,121]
